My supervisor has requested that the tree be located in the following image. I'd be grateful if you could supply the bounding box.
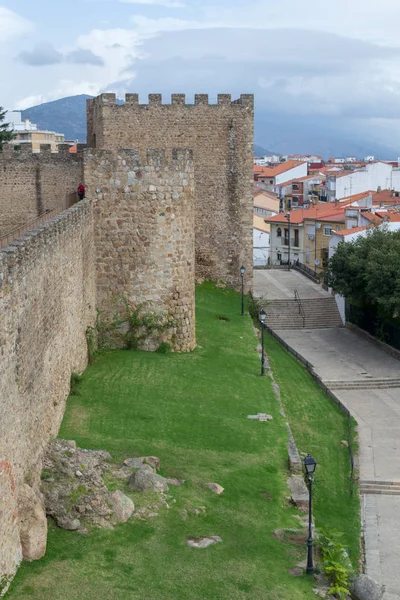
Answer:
[328,227,400,321]
[0,107,14,149]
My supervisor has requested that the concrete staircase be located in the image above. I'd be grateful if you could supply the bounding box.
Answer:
[323,378,400,390]
[359,480,400,496]
[267,296,343,330]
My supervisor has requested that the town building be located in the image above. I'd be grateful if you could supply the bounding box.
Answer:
[253,215,270,266]
[5,111,65,152]
[254,154,281,166]
[254,160,308,192]
[253,188,279,217]
[276,174,326,212]
[326,162,393,200]
[265,192,373,271]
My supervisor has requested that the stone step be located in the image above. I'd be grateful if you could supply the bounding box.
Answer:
[359,487,400,496]
[265,296,343,331]
[360,480,400,487]
[325,378,400,390]
[359,481,400,495]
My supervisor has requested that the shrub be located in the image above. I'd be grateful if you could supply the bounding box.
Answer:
[70,373,83,396]
[156,342,170,354]
[248,293,269,322]
[319,528,354,598]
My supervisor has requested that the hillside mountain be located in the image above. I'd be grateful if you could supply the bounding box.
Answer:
[18,95,398,159]
[21,95,93,141]
[254,144,274,157]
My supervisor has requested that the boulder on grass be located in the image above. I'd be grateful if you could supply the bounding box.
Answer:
[108,490,135,523]
[206,483,224,495]
[18,484,47,561]
[128,469,168,493]
[351,574,382,600]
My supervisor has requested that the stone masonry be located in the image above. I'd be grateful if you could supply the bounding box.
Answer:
[0,90,253,588]
[0,201,95,588]
[86,93,254,290]
[84,148,196,352]
[0,144,83,237]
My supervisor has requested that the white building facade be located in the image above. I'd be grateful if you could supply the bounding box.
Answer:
[326,162,393,201]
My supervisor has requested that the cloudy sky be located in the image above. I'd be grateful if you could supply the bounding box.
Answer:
[2,0,400,153]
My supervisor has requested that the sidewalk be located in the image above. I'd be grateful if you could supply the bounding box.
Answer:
[254,269,400,598]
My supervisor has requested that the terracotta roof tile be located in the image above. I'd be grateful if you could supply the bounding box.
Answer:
[335,225,371,237]
[253,160,307,178]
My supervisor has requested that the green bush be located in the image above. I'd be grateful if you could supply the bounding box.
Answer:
[319,529,354,598]
[70,373,83,396]
[156,342,170,354]
[247,293,269,322]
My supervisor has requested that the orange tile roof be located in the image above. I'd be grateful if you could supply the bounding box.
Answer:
[375,211,400,222]
[265,194,371,226]
[335,225,371,237]
[69,144,77,153]
[254,160,307,178]
[317,213,346,223]
[372,189,400,205]
[361,211,382,225]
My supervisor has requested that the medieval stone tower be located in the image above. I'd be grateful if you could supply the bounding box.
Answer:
[86,93,254,288]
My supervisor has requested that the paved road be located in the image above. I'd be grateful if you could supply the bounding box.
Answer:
[254,269,400,599]
[254,268,328,299]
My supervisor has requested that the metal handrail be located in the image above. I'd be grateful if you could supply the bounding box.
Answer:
[0,192,78,250]
[294,289,306,328]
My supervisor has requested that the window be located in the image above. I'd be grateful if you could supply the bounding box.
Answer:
[292,184,299,191]
[276,227,282,238]
[277,252,282,262]
[292,196,299,205]
[306,248,310,264]
[284,228,289,245]
[324,226,333,236]
[270,179,274,184]
[294,229,299,247]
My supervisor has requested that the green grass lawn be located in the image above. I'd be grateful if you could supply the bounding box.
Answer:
[7,283,359,599]
[265,334,360,561]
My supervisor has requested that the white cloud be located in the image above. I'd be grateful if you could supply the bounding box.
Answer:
[121,0,185,7]
[0,6,33,43]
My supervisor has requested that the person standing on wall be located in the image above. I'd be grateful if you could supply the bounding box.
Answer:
[77,184,85,200]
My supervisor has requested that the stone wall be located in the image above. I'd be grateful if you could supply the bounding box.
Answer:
[84,148,196,352]
[86,93,254,290]
[0,144,83,237]
[0,200,95,585]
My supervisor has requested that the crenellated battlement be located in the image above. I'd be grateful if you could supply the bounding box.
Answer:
[89,92,254,109]
[0,143,85,161]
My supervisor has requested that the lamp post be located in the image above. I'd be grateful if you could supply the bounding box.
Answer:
[285,212,291,270]
[259,308,267,376]
[240,266,245,316]
[303,453,317,574]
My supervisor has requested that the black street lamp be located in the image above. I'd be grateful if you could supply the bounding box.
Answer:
[303,453,317,575]
[285,212,291,270]
[240,266,246,316]
[259,308,267,376]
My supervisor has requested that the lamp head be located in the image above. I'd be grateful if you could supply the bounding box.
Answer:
[240,265,246,276]
[259,308,267,324]
[303,453,317,476]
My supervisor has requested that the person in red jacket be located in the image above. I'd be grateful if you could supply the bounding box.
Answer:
[77,184,85,200]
